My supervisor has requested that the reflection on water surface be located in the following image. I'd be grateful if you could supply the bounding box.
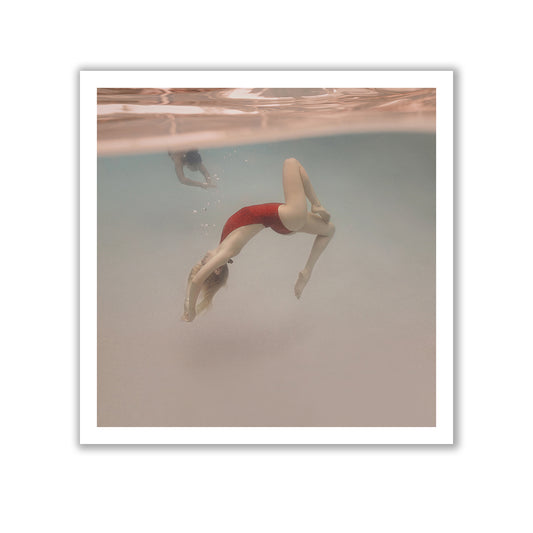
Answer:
[97,88,436,156]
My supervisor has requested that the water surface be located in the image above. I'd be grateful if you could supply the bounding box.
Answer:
[97,87,436,155]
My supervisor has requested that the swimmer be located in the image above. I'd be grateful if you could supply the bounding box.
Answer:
[168,149,216,189]
[182,158,335,322]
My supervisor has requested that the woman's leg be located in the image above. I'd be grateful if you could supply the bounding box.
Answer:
[278,158,307,231]
[294,213,336,299]
[278,158,329,231]
[276,158,334,297]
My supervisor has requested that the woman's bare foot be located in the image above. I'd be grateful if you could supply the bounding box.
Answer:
[311,204,331,223]
[294,269,311,299]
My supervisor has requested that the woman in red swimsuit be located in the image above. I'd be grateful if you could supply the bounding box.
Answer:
[182,158,335,322]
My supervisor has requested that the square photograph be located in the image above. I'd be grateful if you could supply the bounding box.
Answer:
[81,72,453,444]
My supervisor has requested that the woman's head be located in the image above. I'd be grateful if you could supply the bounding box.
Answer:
[184,150,202,170]
[189,258,229,315]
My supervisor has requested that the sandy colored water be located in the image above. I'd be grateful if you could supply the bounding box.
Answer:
[97,132,435,427]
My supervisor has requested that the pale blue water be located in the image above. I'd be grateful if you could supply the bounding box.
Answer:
[97,132,435,427]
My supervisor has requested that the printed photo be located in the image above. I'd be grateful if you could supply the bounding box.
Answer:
[81,72,453,444]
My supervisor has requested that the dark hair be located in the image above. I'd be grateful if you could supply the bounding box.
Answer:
[184,150,202,166]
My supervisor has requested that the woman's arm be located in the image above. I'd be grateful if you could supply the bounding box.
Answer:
[182,226,263,322]
[182,250,231,322]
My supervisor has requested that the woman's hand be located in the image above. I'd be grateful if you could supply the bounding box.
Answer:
[181,310,196,322]
[182,299,196,322]
[311,204,331,223]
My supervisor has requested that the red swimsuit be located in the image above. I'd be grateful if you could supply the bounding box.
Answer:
[220,203,293,243]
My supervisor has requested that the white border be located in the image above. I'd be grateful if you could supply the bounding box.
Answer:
[80,71,453,444]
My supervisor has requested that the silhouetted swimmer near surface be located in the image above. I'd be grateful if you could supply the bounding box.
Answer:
[182,158,335,322]
[169,150,217,189]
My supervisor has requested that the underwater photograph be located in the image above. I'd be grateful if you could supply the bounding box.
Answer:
[86,77,450,440]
